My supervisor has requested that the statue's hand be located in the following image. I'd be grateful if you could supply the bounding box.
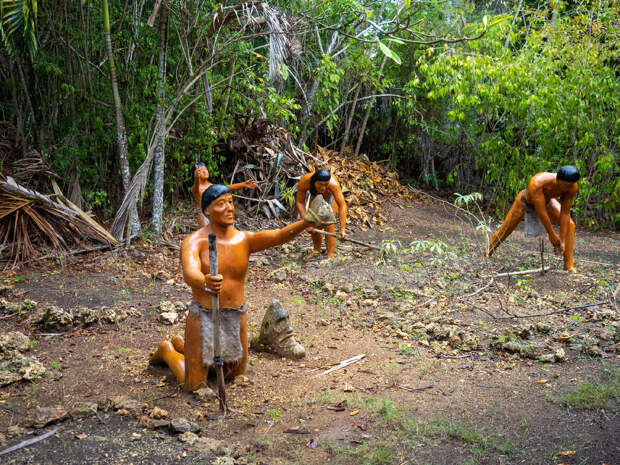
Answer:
[560,240,566,255]
[305,226,314,233]
[244,179,258,189]
[204,274,223,294]
[339,229,346,240]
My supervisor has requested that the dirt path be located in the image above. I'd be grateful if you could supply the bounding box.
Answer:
[1,197,618,465]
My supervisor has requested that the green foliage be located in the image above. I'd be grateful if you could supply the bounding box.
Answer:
[0,0,38,59]
[412,3,619,228]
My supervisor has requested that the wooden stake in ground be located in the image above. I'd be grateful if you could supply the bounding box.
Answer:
[208,233,227,413]
[539,238,545,275]
[312,229,380,251]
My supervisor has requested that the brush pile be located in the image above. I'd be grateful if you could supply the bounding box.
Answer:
[307,147,414,230]
[0,176,117,269]
[224,119,413,228]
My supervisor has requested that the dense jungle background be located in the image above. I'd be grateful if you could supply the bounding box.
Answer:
[0,0,618,236]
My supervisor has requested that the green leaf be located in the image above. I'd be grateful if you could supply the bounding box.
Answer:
[378,41,402,65]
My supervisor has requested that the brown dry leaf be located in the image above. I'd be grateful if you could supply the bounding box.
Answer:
[537,379,549,384]
[555,450,576,456]
[349,410,360,416]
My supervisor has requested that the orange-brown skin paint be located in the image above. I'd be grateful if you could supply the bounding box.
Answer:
[152,193,312,391]
[191,165,257,227]
[295,172,348,259]
[486,172,578,272]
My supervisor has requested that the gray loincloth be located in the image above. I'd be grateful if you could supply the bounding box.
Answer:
[521,191,547,238]
[188,301,246,366]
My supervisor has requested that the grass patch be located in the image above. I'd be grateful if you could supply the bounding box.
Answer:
[549,366,620,410]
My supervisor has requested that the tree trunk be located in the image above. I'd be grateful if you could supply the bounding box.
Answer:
[339,83,361,155]
[218,57,236,133]
[354,0,388,157]
[354,53,388,157]
[151,4,169,235]
[103,0,139,238]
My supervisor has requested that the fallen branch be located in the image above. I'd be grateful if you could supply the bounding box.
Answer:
[457,278,494,300]
[0,427,60,456]
[400,383,434,392]
[314,354,365,377]
[313,229,380,251]
[484,266,552,278]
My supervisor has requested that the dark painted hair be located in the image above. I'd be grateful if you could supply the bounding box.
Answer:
[201,184,231,213]
[557,165,580,183]
[309,169,331,196]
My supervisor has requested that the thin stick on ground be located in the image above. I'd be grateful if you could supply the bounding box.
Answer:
[315,354,365,377]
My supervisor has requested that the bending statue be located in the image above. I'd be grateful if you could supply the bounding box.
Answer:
[295,169,348,259]
[486,165,580,272]
[150,184,318,390]
[191,162,257,227]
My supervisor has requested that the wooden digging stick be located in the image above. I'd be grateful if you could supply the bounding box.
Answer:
[208,233,227,413]
[312,229,380,251]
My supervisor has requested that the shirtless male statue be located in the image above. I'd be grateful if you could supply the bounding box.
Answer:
[191,162,258,227]
[295,169,348,260]
[150,184,320,390]
[486,165,580,273]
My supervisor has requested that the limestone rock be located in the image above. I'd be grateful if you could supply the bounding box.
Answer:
[460,332,480,351]
[0,331,31,357]
[194,387,217,401]
[0,355,46,386]
[7,425,27,438]
[342,283,354,293]
[32,406,68,428]
[554,347,567,362]
[70,402,98,419]
[36,306,73,330]
[502,341,522,354]
[100,307,121,324]
[159,311,178,325]
[111,396,144,415]
[74,308,99,327]
[170,417,200,434]
[535,322,551,334]
[537,353,556,363]
[178,431,199,445]
[150,407,168,419]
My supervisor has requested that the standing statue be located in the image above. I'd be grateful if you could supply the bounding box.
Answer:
[191,162,258,227]
[486,165,580,273]
[295,169,348,260]
[150,184,322,390]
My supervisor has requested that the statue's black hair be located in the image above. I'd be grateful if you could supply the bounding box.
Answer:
[309,169,331,196]
[557,165,580,183]
[201,184,231,213]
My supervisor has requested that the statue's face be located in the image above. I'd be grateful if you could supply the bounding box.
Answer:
[196,166,209,181]
[314,180,330,195]
[207,193,234,225]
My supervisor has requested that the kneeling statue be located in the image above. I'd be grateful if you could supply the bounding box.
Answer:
[150,184,325,390]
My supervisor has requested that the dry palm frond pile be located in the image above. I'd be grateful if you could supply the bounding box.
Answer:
[0,176,117,269]
[308,147,414,230]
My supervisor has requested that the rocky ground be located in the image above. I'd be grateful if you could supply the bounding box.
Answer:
[0,195,618,465]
